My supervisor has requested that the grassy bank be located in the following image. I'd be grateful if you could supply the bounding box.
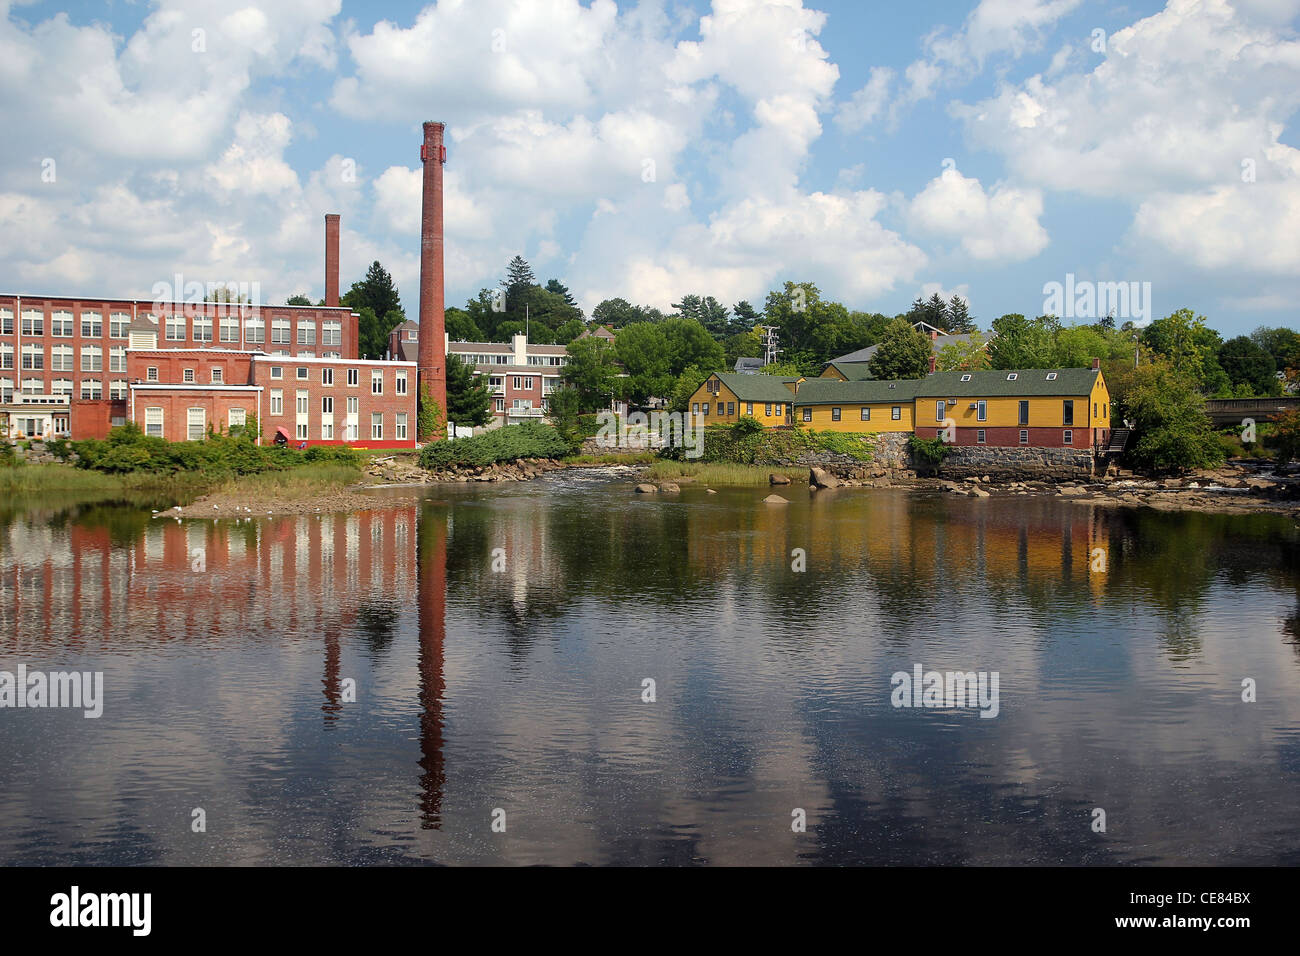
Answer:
[210,461,363,498]
[644,461,808,486]
[0,462,210,498]
[563,451,658,465]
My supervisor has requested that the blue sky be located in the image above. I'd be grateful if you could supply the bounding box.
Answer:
[2,0,1298,335]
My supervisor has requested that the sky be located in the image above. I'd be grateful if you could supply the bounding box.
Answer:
[0,0,1297,336]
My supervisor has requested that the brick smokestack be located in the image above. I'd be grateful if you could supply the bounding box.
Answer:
[324,213,340,307]
[418,121,448,440]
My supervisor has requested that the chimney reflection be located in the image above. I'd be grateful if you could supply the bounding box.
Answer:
[417,501,448,829]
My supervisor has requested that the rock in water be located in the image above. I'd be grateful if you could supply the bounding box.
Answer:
[763,494,789,504]
[770,473,791,485]
[634,483,656,494]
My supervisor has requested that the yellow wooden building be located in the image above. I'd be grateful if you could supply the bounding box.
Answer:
[688,372,800,425]
[789,378,920,433]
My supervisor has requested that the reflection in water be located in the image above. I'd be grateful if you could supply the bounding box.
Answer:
[0,478,1298,865]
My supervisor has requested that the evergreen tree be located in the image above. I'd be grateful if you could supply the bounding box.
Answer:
[545,278,578,309]
[867,318,932,380]
[944,295,977,334]
[286,294,313,306]
[732,300,762,328]
[445,353,493,428]
[341,261,404,358]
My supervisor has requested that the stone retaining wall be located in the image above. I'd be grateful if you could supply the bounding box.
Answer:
[933,444,1095,480]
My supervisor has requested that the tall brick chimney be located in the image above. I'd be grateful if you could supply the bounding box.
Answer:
[417,121,448,440]
[324,213,340,307]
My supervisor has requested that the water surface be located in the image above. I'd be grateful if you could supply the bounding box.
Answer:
[2,473,1298,865]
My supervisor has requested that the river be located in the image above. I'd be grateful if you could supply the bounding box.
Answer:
[1,470,1298,865]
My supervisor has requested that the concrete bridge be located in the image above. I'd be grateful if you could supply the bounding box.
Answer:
[1203,397,1300,427]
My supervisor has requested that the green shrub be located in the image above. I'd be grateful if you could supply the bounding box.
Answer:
[659,423,873,464]
[908,435,953,475]
[419,422,573,469]
[0,443,17,469]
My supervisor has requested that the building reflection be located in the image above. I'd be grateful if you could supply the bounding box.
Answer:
[417,501,447,829]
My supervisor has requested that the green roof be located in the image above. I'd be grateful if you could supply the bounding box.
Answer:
[913,368,1101,398]
[793,377,923,406]
[711,372,801,402]
[824,361,875,381]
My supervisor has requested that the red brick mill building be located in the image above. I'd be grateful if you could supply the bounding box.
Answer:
[1,214,418,449]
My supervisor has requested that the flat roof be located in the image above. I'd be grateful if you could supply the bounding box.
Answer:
[0,293,356,312]
[129,384,263,391]
[252,355,415,367]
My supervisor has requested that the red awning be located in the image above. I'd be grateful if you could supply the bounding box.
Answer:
[275,426,291,440]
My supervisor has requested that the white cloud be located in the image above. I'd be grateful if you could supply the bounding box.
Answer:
[908,168,1049,262]
[835,66,894,132]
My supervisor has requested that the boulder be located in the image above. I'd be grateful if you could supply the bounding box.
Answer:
[769,473,792,486]
[706,488,717,494]
[634,483,656,494]
[659,482,681,494]
[763,494,789,504]
[809,467,840,489]
[968,487,990,498]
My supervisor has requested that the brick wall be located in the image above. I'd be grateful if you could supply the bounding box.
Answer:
[251,357,417,448]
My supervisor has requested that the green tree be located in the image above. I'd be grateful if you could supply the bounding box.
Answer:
[907,293,948,330]
[562,336,619,411]
[868,318,931,380]
[341,261,404,358]
[672,294,731,336]
[445,353,493,428]
[935,332,990,371]
[943,295,977,334]
[669,365,710,413]
[546,386,583,445]
[614,322,674,404]
[1052,324,1111,368]
[286,294,313,306]
[1218,335,1277,395]
[732,300,762,328]
[1250,326,1300,378]
[544,278,579,309]
[987,314,1056,369]
[1121,360,1224,472]
[661,317,725,377]
[444,306,483,343]
[1139,309,1228,394]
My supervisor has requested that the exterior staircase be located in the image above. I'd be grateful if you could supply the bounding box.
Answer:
[1104,427,1131,455]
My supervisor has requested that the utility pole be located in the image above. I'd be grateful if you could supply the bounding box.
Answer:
[759,325,782,366]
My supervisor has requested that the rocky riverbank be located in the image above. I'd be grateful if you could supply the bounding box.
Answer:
[364,455,571,484]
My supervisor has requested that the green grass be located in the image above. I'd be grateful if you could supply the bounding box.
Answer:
[643,461,808,486]
[0,463,206,496]
[212,461,363,497]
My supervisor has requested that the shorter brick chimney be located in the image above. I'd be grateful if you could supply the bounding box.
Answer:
[929,354,937,374]
[1092,357,1100,370]
[325,213,340,307]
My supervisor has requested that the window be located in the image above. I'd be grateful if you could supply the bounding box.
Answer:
[371,413,383,440]
[765,403,772,417]
[860,407,871,421]
[347,368,359,387]
[0,345,10,369]
[701,403,708,416]
[936,401,946,422]
[371,370,383,394]
[1018,400,1029,426]
[322,367,333,386]
[891,406,901,420]
[1103,404,1108,419]
[746,402,754,416]
[220,315,239,342]
[81,345,102,372]
[297,366,308,380]
[692,402,700,416]
[0,309,11,335]
[496,399,505,412]
[187,408,205,441]
[960,374,972,382]
[244,317,265,344]
[271,317,290,345]
[229,408,246,428]
[1063,429,1073,445]
[297,324,315,346]
[322,321,342,346]
[977,429,986,444]
[146,366,158,382]
[51,378,72,395]
[396,413,408,440]
[183,368,195,383]
[716,402,724,416]
[51,345,74,371]
[109,381,127,400]
[21,310,43,335]
[145,407,164,438]
[296,390,309,415]
[193,315,212,342]
[347,396,358,416]
[1006,373,1018,381]
[110,312,130,338]
[1094,402,1098,419]
[80,379,101,400]
[396,370,407,395]
[51,311,73,336]
[726,402,735,416]
[802,408,812,422]
[976,400,987,422]
[166,314,185,341]
[21,345,44,369]
[81,311,102,337]
[322,396,334,414]
[109,346,126,372]
[270,366,283,379]
[831,407,842,422]
[269,389,283,415]
[1046,372,1057,381]
[296,422,308,440]
[321,422,334,440]
[1062,400,1074,427]
[1019,429,1029,445]
[211,367,223,384]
